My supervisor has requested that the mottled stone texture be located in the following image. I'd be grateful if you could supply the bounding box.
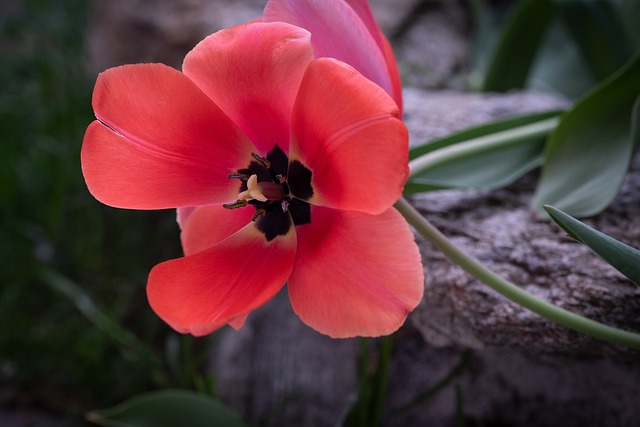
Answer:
[88,0,640,426]
[410,161,640,356]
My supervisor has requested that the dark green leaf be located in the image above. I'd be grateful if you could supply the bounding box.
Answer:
[467,0,500,86]
[533,52,640,217]
[87,389,249,427]
[632,94,640,152]
[528,19,598,99]
[481,0,557,92]
[406,113,560,193]
[609,0,640,50]
[558,0,635,81]
[544,205,640,286]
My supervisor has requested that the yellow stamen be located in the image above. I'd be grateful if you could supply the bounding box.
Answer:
[252,209,267,221]
[251,153,271,168]
[223,199,248,210]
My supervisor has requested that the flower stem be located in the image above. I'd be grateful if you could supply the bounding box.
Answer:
[394,197,640,349]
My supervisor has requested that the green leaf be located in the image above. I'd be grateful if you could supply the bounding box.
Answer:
[632,93,640,152]
[532,52,640,217]
[405,112,560,193]
[557,0,636,81]
[481,0,557,92]
[409,110,562,159]
[87,389,250,427]
[613,0,640,47]
[544,205,640,286]
[528,18,598,99]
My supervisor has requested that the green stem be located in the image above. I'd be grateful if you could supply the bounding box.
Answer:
[395,197,640,349]
[408,118,558,179]
[371,335,393,427]
[356,338,370,427]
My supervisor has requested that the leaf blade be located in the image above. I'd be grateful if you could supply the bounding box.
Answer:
[406,113,560,193]
[87,389,250,427]
[532,52,640,217]
[481,0,557,92]
[545,205,640,286]
[558,0,635,81]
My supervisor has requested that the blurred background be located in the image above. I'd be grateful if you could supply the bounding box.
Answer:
[1,0,639,426]
[1,0,202,425]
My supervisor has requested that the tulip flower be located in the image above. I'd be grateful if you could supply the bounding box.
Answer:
[263,0,403,111]
[81,22,423,338]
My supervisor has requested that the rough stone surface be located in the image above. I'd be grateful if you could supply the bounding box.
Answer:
[403,86,640,358]
[403,87,570,146]
[385,333,640,427]
[410,158,640,356]
[88,0,265,73]
[211,291,359,427]
[394,2,470,89]
[85,1,640,426]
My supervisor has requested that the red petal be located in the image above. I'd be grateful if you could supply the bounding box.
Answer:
[288,206,424,338]
[290,58,408,215]
[263,0,394,100]
[82,64,255,209]
[147,222,296,336]
[180,204,253,256]
[182,22,314,155]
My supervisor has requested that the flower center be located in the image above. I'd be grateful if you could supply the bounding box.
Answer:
[222,146,313,241]
[238,174,286,203]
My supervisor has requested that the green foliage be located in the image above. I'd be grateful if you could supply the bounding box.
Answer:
[406,111,561,193]
[545,206,640,286]
[475,0,639,99]
[480,0,557,92]
[532,53,640,216]
[87,390,249,427]
[557,0,635,81]
[409,0,640,217]
[341,337,393,427]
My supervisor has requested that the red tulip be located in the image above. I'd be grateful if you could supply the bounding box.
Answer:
[81,22,423,338]
[263,0,403,111]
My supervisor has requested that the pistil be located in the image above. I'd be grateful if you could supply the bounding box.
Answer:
[224,172,288,212]
[237,174,286,202]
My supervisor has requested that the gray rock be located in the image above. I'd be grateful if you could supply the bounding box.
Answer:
[211,291,359,427]
[402,88,639,358]
[87,0,265,73]
[403,87,570,146]
[369,0,425,34]
[395,2,471,89]
[385,337,640,427]
[410,160,640,356]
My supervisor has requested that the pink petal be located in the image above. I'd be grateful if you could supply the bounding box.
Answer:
[182,22,314,155]
[180,204,253,256]
[228,314,249,330]
[288,206,424,338]
[82,64,255,210]
[176,207,196,230]
[289,58,408,215]
[342,0,403,109]
[147,222,297,336]
[263,0,394,101]
[379,36,404,112]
